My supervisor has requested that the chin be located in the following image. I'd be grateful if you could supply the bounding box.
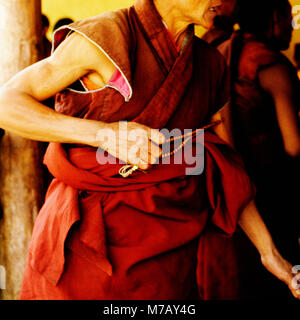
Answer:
[198,12,216,30]
[199,19,214,30]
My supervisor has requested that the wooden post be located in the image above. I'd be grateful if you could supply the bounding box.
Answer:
[0,0,44,300]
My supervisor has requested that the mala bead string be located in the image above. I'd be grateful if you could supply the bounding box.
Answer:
[160,120,222,158]
[119,120,222,178]
[161,134,193,158]
[164,120,222,143]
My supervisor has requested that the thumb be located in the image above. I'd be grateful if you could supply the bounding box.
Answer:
[148,128,165,145]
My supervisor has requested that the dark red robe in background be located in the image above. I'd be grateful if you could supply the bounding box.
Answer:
[20,0,254,300]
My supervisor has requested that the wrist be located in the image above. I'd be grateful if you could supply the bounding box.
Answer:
[260,245,278,262]
[260,246,293,284]
[74,119,107,147]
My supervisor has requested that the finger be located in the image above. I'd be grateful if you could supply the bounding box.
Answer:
[128,139,155,164]
[147,152,158,165]
[127,142,148,166]
[148,141,162,159]
[148,128,165,145]
[137,159,150,170]
[149,152,159,164]
[139,147,152,164]
[129,143,161,165]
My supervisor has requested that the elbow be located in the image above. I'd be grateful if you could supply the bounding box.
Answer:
[284,144,300,158]
[286,150,300,158]
[0,87,20,130]
[0,85,24,109]
[0,87,10,117]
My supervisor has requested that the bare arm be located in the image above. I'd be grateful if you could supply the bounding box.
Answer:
[0,32,164,168]
[258,63,300,157]
[0,32,115,145]
[210,103,280,265]
[211,101,300,299]
[239,200,300,299]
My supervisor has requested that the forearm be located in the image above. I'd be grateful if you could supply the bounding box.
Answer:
[238,199,300,296]
[0,88,103,146]
[238,199,276,257]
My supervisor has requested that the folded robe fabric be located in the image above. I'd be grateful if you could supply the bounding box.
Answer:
[21,131,253,299]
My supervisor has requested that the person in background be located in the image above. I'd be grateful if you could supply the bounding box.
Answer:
[208,0,300,299]
[294,43,300,81]
[202,0,236,47]
[53,18,74,32]
[41,14,52,59]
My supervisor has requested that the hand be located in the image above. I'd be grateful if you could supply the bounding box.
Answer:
[95,121,165,170]
[261,249,300,299]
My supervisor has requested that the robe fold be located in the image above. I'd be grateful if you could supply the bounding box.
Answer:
[20,0,254,300]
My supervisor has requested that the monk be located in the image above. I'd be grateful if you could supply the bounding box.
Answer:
[0,0,299,300]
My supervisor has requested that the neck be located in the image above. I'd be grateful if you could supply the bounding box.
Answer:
[153,0,191,45]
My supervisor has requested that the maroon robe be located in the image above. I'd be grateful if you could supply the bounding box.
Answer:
[20,0,254,300]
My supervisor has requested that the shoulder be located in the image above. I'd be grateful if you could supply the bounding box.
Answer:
[52,9,134,94]
[239,40,284,80]
[258,63,295,95]
[53,9,132,52]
